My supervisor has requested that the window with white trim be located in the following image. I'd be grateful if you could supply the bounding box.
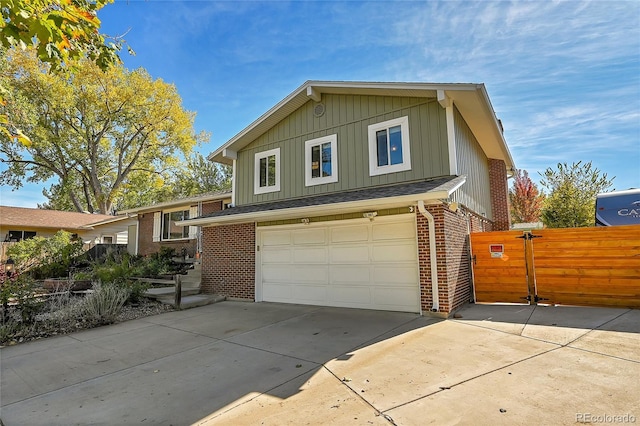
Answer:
[368,116,411,176]
[254,148,280,194]
[305,134,338,186]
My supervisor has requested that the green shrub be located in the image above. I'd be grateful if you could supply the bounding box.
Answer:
[81,284,130,326]
[125,280,149,305]
[1,275,42,324]
[7,230,84,278]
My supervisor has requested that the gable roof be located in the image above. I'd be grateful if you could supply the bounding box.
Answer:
[209,81,514,171]
[0,206,116,230]
[119,190,232,214]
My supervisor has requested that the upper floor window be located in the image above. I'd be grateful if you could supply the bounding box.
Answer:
[162,209,189,240]
[254,148,280,194]
[368,116,411,176]
[305,134,338,186]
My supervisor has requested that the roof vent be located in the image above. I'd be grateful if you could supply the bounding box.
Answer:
[313,103,325,118]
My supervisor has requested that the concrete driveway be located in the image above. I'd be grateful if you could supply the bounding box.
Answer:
[1,301,638,425]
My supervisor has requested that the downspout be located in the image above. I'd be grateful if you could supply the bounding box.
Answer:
[417,200,439,312]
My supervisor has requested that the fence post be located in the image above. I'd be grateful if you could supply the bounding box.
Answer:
[174,274,182,309]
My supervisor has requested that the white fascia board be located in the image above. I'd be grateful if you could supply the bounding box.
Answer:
[176,177,466,227]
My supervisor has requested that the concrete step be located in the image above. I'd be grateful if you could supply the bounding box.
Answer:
[158,294,226,309]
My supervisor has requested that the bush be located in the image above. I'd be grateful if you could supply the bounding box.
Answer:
[1,275,43,324]
[7,230,84,278]
[81,284,130,326]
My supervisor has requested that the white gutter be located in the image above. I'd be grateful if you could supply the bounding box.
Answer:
[417,200,439,312]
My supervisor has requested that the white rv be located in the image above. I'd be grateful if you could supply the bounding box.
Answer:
[595,188,640,226]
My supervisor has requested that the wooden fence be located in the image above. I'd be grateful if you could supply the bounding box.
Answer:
[471,225,640,308]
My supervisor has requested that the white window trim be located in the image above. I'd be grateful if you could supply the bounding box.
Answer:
[254,148,281,195]
[368,116,412,176]
[161,207,191,241]
[304,134,338,187]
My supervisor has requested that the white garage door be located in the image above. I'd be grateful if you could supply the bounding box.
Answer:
[257,214,420,313]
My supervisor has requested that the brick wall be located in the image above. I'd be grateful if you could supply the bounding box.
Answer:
[136,200,223,257]
[466,208,492,233]
[137,212,197,257]
[202,200,223,216]
[489,158,510,231]
[201,223,255,300]
[417,204,473,315]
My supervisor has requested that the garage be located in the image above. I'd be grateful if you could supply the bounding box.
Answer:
[257,214,420,313]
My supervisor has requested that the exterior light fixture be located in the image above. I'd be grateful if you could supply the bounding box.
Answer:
[5,258,15,277]
[363,211,378,221]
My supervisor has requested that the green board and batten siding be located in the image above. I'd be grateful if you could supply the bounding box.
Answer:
[234,94,449,206]
[451,106,493,218]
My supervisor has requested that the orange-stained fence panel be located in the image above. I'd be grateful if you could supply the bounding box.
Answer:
[470,230,529,304]
[532,225,640,308]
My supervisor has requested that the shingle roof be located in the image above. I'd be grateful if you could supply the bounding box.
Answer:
[0,206,116,230]
[201,176,463,219]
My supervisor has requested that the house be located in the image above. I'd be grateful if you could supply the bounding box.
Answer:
[179,81,515,316]
[120,191,232,257]
[0,205,136,260]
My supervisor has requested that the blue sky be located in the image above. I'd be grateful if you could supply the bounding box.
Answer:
[1,0,639,208]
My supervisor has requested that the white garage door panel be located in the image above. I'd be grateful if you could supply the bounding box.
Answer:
[293,229,326,245]
[263,283,293,300]
[292,285,327,302]
[262,248,291,263]
[293,247,328,263]
[373,287,419,310]
[330,245,370,263]
[293,265,329,284]
[331,265,371,285]
[258,214,419,313]
[372,221,415,240]
[262,231,291,246]
[373,266,418,285]
[372,243,417,262]
[330,286,372,305]
[262,265,291,283]
[330,225,369,243]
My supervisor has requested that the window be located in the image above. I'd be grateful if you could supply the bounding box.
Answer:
[102,236,114,244]
[368,116,411,176]
[5,230,36,242]
[305,134,338,186]
[162,209,189,240]
[254,148,280,194]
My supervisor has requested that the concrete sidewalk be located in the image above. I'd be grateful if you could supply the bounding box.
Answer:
[1,302,638,425]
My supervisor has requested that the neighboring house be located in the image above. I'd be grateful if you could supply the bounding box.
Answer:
[0,205,136,261]
[180,81,515,316]
[120,191,232,257]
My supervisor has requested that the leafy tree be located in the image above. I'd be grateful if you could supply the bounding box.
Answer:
[509,169,544,224]
[170,152,232,198]
[0,0,123,71]
[0,0,127,144]
[1,49,201,214]
[539,161,614,228]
